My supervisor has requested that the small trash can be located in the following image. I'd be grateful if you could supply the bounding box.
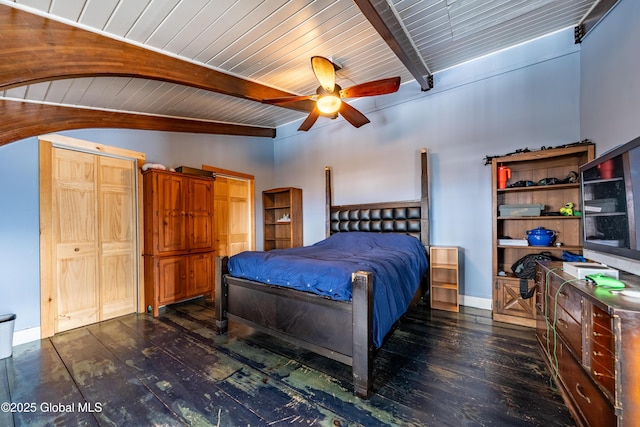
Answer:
[0,314,16,359]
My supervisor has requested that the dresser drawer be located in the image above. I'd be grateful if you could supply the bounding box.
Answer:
[590,305,615,398]
[551,279,583,323]
[558,341,616,427]
[555,304,583,357]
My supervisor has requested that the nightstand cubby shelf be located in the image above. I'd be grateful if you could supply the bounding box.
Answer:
[430,246,461,312]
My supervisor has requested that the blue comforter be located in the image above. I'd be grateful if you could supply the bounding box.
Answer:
[227,232,428,348]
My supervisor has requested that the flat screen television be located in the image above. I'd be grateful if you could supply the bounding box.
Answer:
[580,135,640,275]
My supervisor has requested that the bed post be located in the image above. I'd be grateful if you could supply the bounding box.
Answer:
[325,166,332,238]
[420,148,429,248]
[352,270,373,399]
[215,256,229,334]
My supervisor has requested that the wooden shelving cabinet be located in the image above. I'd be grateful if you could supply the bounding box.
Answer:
[143,169,216,316]
[491,144,594,327]
[430,246,461,312]
[263,187,303,251]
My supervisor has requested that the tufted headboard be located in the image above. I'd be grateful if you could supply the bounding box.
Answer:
[325,149,430,248]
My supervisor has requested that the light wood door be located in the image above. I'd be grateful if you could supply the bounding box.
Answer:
[213,177,230,256]
[228,178,251,255]
[98,156,137,320]
[53,148,99,332]
[213,176,252,256]
[52,148,138,333]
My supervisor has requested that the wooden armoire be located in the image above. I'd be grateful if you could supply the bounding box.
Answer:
[143,169,215,316]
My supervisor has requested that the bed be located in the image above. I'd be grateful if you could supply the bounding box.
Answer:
[215,149,430,398]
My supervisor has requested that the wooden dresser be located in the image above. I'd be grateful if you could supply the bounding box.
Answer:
[535,261,640,426]
[143,169,215,316]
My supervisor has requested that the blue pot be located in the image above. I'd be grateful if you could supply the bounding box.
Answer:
[526,227,556,246]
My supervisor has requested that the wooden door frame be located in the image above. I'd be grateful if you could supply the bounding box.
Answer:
[201,165,255,252]
[39,134,145,338]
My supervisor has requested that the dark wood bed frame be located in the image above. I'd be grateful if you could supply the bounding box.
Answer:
[215,149,430,398]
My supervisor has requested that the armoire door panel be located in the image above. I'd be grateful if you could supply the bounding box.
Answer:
[188,178,214,250]
[157,173,187,253]
[157,257,187,304]
[188,253,213,296]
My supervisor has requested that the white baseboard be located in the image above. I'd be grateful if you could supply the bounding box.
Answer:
[13,327,41,346]
[460,295,492,310]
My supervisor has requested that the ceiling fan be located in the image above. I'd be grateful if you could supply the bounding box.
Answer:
[262,56,401,131]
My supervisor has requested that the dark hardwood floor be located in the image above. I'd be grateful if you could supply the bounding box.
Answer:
[0,299,575,426]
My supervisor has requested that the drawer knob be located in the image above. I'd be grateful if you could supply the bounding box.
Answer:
[593,332,603,337]
[575,383,591,404]
[593,350,604,357]
[593,370,603,378]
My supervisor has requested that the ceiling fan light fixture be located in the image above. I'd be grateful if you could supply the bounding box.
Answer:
[317,94,341,114]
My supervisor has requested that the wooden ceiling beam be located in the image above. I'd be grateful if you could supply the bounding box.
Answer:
[0,100,275,147]
[354,0,432,91]
[0,5,313,112]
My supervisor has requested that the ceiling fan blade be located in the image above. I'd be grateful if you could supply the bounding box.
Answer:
[339,77,401,99]
[339,102,370,128]
[298,107,321,131]
[262,95,315,104]
[311,56,336,92]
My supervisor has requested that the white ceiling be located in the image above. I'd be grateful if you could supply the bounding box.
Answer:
[1,0,604,131]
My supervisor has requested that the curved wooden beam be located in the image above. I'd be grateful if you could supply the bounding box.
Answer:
[0,5,313,112]
[0,100,275,147]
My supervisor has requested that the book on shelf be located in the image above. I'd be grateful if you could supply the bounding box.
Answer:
[498,239,528,246]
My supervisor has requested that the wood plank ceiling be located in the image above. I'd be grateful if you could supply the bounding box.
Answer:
[0,0,613,143]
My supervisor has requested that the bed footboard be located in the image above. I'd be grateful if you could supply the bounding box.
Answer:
[215,256,374,398]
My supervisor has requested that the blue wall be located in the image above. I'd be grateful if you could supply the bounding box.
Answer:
[0,140,40,332]
[273,28,582,305]
[580,0,640,150]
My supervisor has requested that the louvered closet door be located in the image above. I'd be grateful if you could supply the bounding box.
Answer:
[98,156,137,320]
[53,148,99,332]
